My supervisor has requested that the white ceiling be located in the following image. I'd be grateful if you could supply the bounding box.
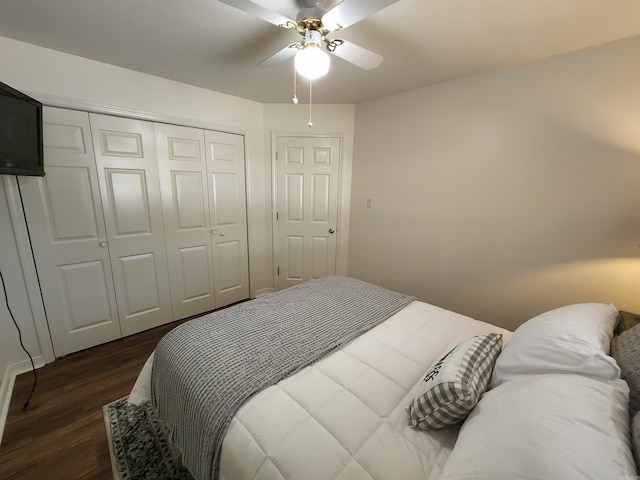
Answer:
[0,0,639,104]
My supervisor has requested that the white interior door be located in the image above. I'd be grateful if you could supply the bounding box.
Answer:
[205,130,249,307]
[275,136,340,290]
[90,113,173,336]
[19,107,121,357]
[156,123,216,319]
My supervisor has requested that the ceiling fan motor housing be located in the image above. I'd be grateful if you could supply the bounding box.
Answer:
[296,0,328,23]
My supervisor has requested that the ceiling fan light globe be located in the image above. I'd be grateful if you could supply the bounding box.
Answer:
[295,46,330,80]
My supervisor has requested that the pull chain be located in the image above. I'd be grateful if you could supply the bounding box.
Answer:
[308,79,313,128]
[292,65,298,104]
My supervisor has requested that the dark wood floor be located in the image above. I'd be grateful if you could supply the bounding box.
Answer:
[0,318,189,480]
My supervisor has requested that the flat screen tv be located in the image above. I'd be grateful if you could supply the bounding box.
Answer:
[0,81,44,177]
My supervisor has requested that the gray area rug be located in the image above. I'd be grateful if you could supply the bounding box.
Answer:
[103,396,194,480]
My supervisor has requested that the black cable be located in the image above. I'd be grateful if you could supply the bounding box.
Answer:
[0,268,37,409]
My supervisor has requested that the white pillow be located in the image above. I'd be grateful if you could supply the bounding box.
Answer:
[440,375,635,480]
[490,303,620,387]
[611,325,640,417]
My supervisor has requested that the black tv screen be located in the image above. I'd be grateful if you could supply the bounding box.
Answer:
[0,81,44,177]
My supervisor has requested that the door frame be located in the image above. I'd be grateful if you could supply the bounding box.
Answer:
[271,131,351,291]
[3,175,55,364]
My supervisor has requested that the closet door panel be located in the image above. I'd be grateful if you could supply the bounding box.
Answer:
[90,113,173,336]
[205,130,249,307]
[43,167,98,239]
[117,252,163,317]
[216,240,243,290]
[212,172,242,225]
[104,168,152,237]
[57,260,113,330]
[20,107,121,356]
[156,123,215,319]
[179,245,211,300]
[173,172,206,229]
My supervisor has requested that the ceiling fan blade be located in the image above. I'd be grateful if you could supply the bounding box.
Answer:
[322,0,400,30]
[218,0,294,27]
[258,43,300,67]
[329,40,383,70]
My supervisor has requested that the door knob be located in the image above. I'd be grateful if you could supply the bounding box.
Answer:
[211,230,216,235]
[328,228,335,234]
[220,231,225,237]
[99,241,108,247]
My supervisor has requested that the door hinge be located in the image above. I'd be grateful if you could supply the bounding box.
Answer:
[276,212,279,221]
[277,266,280,276]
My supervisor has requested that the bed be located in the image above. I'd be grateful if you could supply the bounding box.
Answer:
[130,276,638,480]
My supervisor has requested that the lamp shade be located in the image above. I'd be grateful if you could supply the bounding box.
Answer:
[295,30,330,80]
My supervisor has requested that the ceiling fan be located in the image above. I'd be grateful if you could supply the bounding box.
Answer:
[219,0,401,80]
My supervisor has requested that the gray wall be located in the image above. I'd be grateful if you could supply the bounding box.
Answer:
[349,36,640,331]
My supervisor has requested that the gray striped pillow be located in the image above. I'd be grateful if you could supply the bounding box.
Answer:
[407,333,502,430]
[611,323,640,416]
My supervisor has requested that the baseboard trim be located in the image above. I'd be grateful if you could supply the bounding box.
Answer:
[0,356,44,446]
[254,288,274,298]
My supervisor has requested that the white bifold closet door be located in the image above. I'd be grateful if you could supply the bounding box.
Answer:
[89,113,173,336]
[20,107,122,356]
[21,108,250,357]
[155,123,216,319]
[155,125,249,313]
[205,130,250,307]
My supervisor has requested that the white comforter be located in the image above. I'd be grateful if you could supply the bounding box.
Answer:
[131,300,510,480]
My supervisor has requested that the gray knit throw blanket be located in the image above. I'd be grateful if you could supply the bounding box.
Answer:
[151,276,414,480]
